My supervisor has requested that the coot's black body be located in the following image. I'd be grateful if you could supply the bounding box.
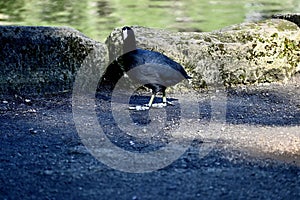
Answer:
[117,48,191,94]
[115,26,191,108]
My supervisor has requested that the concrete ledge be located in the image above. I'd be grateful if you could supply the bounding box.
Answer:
[0,14,299,95]
[106,18,299,89]
[0,26,107,95]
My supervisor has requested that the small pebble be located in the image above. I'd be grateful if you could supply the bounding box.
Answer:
[44,170,53,175]
[129,105,149,111]
[2,100,8,104]
[28,109,37,113]
[29,128,38,134]
[132,196,137,200]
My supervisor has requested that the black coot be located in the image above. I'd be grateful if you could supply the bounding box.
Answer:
[117,26,191,109]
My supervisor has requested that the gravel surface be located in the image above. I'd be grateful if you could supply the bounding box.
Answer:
[1,75,300,199]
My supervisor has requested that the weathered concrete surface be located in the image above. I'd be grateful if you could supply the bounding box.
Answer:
[0,15,299,95]
[0,26,107,95]
[106,19,300,90]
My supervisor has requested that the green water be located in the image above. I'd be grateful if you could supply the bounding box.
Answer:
[0,0,298,42]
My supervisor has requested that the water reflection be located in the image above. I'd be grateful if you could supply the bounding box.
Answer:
[0,0,298,41]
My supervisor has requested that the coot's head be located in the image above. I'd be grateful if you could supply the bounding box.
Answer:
[122,26,137,53]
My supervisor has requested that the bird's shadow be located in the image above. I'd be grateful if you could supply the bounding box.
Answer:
[95,81,300,153]
[96,87,300,127]
[128,94,177,106]
[128,94,180,126]
[95,89,182,153]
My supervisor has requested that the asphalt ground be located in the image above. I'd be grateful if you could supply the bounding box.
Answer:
[1,75,300,199]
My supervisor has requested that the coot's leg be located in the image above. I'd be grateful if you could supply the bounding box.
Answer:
[162,90,174,106]
[162,91,167,106]
[128,93,155,111]
[148,94,155,108]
